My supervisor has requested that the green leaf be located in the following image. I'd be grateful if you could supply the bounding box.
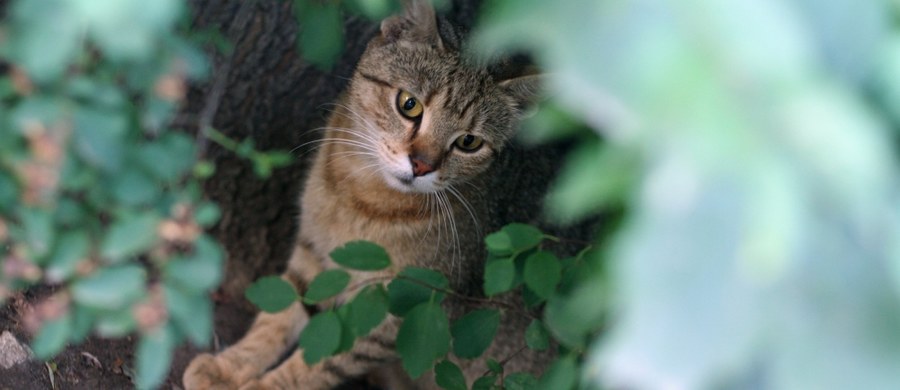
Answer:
[73,107,127,171]
[451,309,500,359]
[71,265,146,309]
[521,285,545,308]
[484,231,513,256]
[388,267,448,316]
[303,269,351,304]
[537,356,576,390]
[345,285,389,337]
[334,304,357,354]
[472,375,498,390]
[525,320,550,351]
[164,283,213,346]
[69,306,95,344]
[543,280,607,349]
[483,258,516,296]
[46,231,90,282]
[31,313,72,359]
[344,0,402,20]
[94,307,137,337]
[435,360,467,390]
[330,240,392,271]
[137,133,196,182]
[111,168,161,206]
[523,251,562,299]
[164,235,224,293]
[244,276,298,313]
[0,172,18,211]
[486,359,503,374]
[298,311,342,365]
[396,302,451,379]
[296,1,344,69]
[505,372,538,390]
[19,207,55,259]
[194,202,221,227]
[545,142,634,223]
[135,325,176,390]
[100,213,161,262]
[503,224,545,252]
[7,0,83,82]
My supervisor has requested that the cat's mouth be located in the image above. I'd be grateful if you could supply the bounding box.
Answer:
[383,170,442,194]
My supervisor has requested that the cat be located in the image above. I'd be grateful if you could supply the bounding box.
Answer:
[183,1,565,388]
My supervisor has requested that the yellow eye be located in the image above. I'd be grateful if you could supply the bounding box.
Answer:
[453,134,484,152]
[396,90,423,119]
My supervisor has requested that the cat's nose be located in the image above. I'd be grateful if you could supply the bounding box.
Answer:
[409,155,435,177]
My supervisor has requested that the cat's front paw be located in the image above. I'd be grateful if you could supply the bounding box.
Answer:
[183,353,254,390]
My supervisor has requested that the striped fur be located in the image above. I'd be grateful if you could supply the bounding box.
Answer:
[183,1,549,388]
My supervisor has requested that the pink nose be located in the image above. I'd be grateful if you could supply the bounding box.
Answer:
[410,156,434,177]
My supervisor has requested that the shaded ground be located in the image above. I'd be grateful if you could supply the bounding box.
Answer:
[0,289,255,390]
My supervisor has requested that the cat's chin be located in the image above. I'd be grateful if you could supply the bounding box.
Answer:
[382,172,442,194]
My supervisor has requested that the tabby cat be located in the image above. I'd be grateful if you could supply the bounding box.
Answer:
[183,1,561,388]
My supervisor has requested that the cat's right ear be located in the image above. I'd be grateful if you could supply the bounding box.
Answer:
[379,0,441,47]
[499,74,543,117]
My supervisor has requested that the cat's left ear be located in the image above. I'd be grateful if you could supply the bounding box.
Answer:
[499,74,543,116]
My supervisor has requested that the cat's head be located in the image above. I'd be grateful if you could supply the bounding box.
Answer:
[339,0,539,194]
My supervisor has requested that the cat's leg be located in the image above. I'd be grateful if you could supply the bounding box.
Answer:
[183,244,321,389]
[238,316,416,390]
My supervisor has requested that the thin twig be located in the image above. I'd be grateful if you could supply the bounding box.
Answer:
[340,273,539,321]
[195,0,256,156]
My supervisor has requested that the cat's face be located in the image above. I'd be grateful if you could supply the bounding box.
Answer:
[337,0,538,194]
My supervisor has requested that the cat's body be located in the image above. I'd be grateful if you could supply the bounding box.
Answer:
[184,2,566,388]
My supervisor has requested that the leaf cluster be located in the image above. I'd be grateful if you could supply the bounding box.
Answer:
[246,224,601,389]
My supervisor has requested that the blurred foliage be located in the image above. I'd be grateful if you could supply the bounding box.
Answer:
[477,0,900,389]
[0,0,225,388]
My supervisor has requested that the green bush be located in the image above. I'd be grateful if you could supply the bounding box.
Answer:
[4,0,900,389]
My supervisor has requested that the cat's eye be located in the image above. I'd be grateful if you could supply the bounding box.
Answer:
[453,134,484,152]
[396,90,423,119]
